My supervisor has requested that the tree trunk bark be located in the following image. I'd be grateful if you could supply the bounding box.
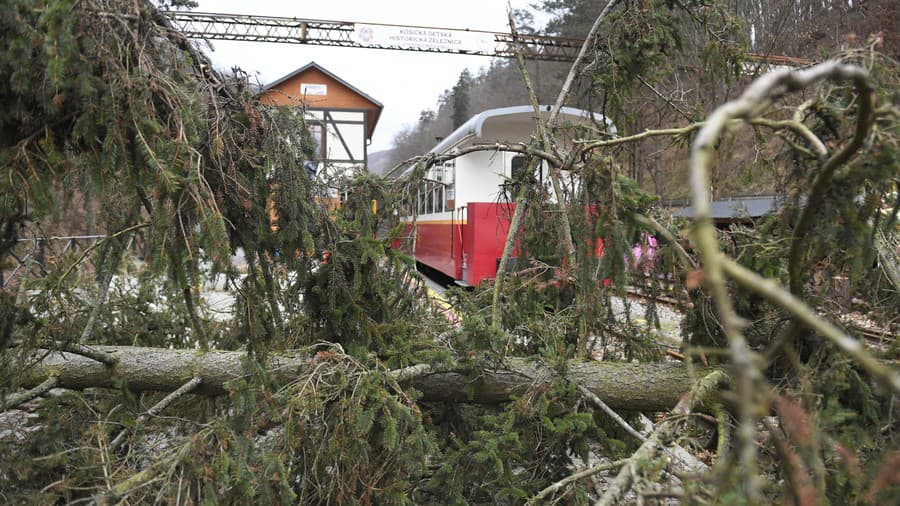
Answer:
[11,346,713,411]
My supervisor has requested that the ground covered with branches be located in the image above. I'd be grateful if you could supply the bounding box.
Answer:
[1,1,898,504]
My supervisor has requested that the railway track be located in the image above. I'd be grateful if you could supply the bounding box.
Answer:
[624,286,687,309]
[420,269,895,351]
[626,284,896,350]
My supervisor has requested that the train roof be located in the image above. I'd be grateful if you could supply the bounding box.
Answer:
[430,105,616,155]
[385,105,615,178]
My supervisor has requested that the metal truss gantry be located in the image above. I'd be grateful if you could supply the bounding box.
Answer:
[164,11,585,63]
[164,11,812,67]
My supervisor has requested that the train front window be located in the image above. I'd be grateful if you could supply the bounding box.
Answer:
[511,155,527,180]
[508,155,529,199]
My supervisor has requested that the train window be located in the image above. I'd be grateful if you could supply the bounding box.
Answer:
[511,155,545,181]
[435,185,444,213]
[426,183,434,214]
[507,155,529,199]
[446,186,455,211]
[511,155,527,181]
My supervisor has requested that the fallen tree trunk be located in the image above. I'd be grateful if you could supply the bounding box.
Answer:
[10,346,714,411]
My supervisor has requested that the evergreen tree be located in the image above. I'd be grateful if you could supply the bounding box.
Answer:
[450,68,474,129]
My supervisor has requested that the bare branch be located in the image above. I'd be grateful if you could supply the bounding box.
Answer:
[109,376,203,451]
[386,363,433,383]
[57,342,119,366]
[596,370,728,506]
[578,123,704,152]
[578,117,824,160]
[721,258,900,395]
[491,12,546,330]
[576,383,647,443]
[687,61,875,503]
[548,0,620,126]
[387,142,564,179]
[748,118,827,158]
[491,195,527,330]
[786,64,875,294]
[2,376,59,411]
[633,213,697,270]
[527,459,626,505]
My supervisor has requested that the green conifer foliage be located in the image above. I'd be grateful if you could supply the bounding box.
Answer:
[0,2,436,499]
[1,1,898,504]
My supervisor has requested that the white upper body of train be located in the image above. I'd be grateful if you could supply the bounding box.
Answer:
[391,105,617,221]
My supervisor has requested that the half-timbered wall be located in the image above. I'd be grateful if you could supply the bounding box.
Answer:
[304,109,367,164]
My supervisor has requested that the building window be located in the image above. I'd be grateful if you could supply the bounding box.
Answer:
[308,123,326,159]
[304,160,318,179]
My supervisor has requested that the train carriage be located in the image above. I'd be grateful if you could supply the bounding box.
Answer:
[394,105,616,286]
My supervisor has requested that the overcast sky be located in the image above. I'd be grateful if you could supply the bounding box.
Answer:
[191,1,549,152]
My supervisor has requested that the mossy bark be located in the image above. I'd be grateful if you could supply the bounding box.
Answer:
[12,346,714,411]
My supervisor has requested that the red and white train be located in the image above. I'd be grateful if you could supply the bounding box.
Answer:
[394,105,616,286]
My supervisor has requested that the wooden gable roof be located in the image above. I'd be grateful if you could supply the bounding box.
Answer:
[258,62,383,140]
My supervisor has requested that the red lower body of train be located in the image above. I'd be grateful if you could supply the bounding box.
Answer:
[411,202,509,286]
[402,202,608,287]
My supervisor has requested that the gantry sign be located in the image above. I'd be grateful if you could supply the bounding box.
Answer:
[163,11,585,62]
